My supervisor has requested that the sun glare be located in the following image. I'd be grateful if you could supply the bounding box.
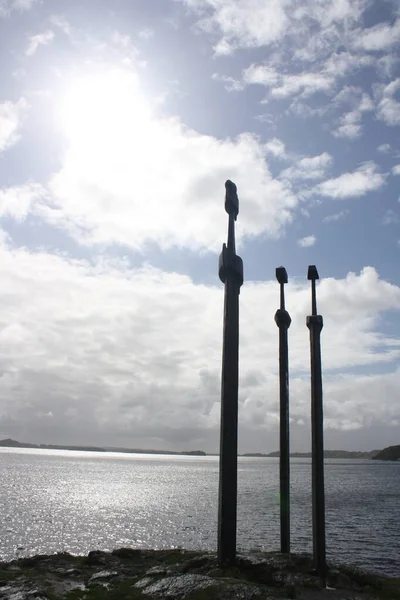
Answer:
[58,67,153,157]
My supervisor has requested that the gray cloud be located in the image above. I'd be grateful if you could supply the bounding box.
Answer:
[0,241,399,453]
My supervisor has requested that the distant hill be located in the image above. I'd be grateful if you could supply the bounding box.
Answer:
[243,449,380,459]
[0,439,206,456]
[0,438,37,448]
[372,445,400,461]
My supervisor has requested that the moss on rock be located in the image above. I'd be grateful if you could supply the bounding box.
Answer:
[0,548,398,600]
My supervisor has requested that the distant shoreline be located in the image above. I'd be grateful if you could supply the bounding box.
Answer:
[0,438,383,458]
[0,438,206,456]
[242,450,379,459]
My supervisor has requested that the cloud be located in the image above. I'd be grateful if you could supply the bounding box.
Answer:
[179,0,369,56]
[0,0,37,16]
[0,242,399,451]
[110,31,142,66]
[11,0,36,8]
[25,30,55,56]
[235,54,373,106]
[321,369,400,436]
[332,91,374,139]
[138,28,154,40]
[29,65,297,252]
[264,137,286,159]
[279,153,332,181]
[382,209,399,225]
[314,162,386,199]
[377,143,391,154]
[211,72,244,92]
[298,234,316,247]
[332,114,361,139]
[392,164,400,176]
[271,72,336,99]
[323,210,349,222]
[375,79,400,127]
[377,53,399,79]
[0,182,48,220]
[50,15,71,36]
[242,64,279,87]
[352,18,400,51]
[241,64,335,99]
[0,97,28,152]
[255,113,274,125]
[182,0,289,55]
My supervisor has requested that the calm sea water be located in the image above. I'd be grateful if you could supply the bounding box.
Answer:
[0,448,399,576]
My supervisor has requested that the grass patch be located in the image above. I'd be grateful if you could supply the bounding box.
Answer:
[375,578,400,600]
[155,549,203,566]
[65,578,144,600]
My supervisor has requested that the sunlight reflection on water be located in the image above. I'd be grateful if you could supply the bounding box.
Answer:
[0,448,399,575]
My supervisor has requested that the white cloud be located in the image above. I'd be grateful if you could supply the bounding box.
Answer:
[298,234,316,247]
[50,15,71,36]
[264,137,286,158]
[279,152,332,181]
[34,65,297,252]
[378,143,391,154]
[11,0,36,9]
[377,54,399,79]
[333,117,361,139]
[110,31,142,66]
[359,93,374,112]
[255,113,274,124]
[332,91,373,139]
[241,64,335,98]
[211,72,243,91]
[0,183,48,220]
[0,243,399,451]
[352,18,400,51]
[272,72,335,99]
[382,209,399,225]
[138,28,154,40]
[0,97,28,152]
[375,79,400,127]
[323,209,349,222]
[321,369,400,435]
[392,164,400,176]
[180,0,369,56]
[237,54,373,104]
[25,30,55,56]
[183,0,289,55]
[0,0,37,16]
[315,162,386,199]
[242,64,279,86]
[322,52,373,78]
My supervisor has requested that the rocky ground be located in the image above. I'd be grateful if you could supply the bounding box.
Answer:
[0,548,398,600]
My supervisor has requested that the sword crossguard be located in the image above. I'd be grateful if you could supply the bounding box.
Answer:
[275,308,291,328]
[219,244,243,287]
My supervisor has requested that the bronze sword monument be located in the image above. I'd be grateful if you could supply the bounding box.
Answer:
[275,267,291,554]
[217,180,243,567]
[306,265,326,580]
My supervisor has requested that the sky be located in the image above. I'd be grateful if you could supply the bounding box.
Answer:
[0,0,399,453]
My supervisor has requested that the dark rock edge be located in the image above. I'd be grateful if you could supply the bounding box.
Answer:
[0,548,399,600]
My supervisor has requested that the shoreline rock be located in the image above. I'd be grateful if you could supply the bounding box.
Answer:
[0,548,398,599]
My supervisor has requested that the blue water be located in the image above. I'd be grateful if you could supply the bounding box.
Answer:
[0,448,398,576]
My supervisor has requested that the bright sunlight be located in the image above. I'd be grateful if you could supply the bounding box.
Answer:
[58,66,153,162]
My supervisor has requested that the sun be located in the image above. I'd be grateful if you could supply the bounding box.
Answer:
[58,66,153,161]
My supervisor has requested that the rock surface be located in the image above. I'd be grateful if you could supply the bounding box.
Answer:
[0,549,398,599]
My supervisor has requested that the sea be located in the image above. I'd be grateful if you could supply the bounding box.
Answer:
[0,447,399,576]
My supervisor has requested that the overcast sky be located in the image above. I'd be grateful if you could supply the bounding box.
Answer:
[0,0,399,453]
